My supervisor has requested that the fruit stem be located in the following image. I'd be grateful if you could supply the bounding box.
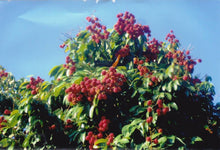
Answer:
[112,55,121,68]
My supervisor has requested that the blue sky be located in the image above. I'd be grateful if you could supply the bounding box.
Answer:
[0,0,220,103]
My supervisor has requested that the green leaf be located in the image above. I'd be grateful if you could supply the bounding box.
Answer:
[151,133,161,139]
[22,132,34,148]
[8,141,15,150]
[77,31,90,41]
[80,132,86,143]
[138,88,146,94]
[121,125,130,136]
[158,55,164,64]
[165,65,174,78]
[131,119,143,125]
[49,65,62,77]
[176,137,186,146]
[167,81,172,92]
[173,83,178,91]
[167,135,175,144]
[117,138,129,144]
[205,76,212,82]
[165,92,172,100]
[19,81,29,89]
[53,82,66,97]
[74,76,83,84]
[158,136,167,143]
[169,102,178,110]
[191,136,202,144]
[0,138,10,147]
[131,90,138,98]
[8,113,20,127]
[188,85,196,92]
[94,139,108,145]
[89,105,96,119]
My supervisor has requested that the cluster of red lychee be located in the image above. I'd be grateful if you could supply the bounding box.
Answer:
[101,67,126,94]
[134,58,150,76]
[4,109,11,115]
[26,76,44,95]
[155,99,169,116]
[63,56,76,76]
[64,119,73,130]
[85,131,96,150]
[114,11,151,40]
[65,67,126,104]
[49,124,56,130]
[148,75,160,87]
[106,133,114,146]
[59,43,66,49]
[115,45,130,58]
[86,16,110,43]
[145,38,162,62]
[147,38,161,55]
[145,128,162,144]
[65,83,84,104]
[146,136,159,145]
[165,30,179,44]
[146,99,169,124]
[0,70,8,78]
[0,116,7,130]
[165,49,202,80]
[138,65,150,76]
[85,117,114,149]
[98,116,110,132]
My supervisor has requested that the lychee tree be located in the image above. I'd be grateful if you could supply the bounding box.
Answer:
[0,12,220,149]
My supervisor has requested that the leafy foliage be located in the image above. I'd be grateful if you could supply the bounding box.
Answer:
[0,12,220,149]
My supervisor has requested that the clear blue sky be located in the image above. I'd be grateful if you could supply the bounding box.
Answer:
[0,0,220,103]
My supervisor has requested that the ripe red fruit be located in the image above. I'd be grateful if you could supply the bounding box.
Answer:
[139,60,144,64]
[103,123,108,129]
[106,141,111,146]
[102,25,106,30]
[147,107,153,113]
[98,94,103,100]
[146,136,151,142]
[158,128,163,133]
[97,133,103,138]
[85,135,90,141]
[109,133,114,137]
[156,109,162,116]
[146,116,153,124]
[101,70,107,75]
[149,81,153,86]
[66,119,72,124]
[133,57,138,64]
[26,84,31,89]
[153,138,158,144]
[186,50,190,55]
[157,99,163,108]
[59,43,65,48]
[0,116,4,122]
[88,131,93,136]
[50,124,56,130]
[4,109,11,115]
[151,76,157,82]
[31,90,37,95]
[197,59,202,63]
[113,87,118,93]
[183,75,188,81]
[147,100,152,106]
[162,107,169,115]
